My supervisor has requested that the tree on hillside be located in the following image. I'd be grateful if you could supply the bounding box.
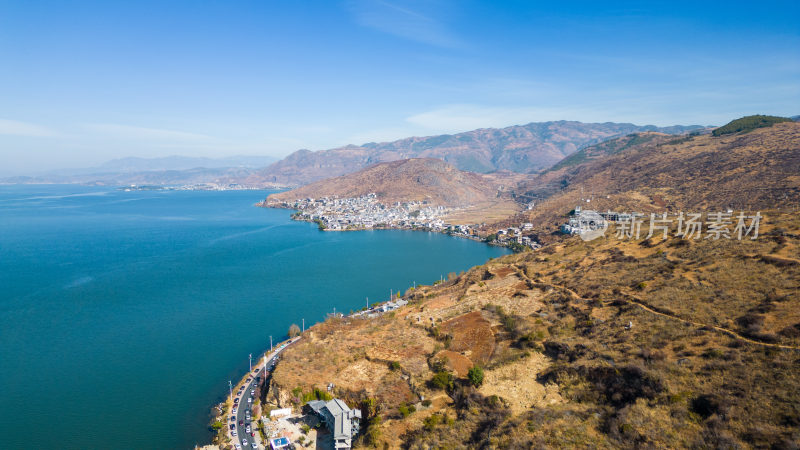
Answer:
[288,323,301,337]
[468,366,484,387]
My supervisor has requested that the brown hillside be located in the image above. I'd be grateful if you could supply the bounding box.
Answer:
[261,122,800,448]
[519,122,800,234]
[267,158,504,207]
[268,211,800,448]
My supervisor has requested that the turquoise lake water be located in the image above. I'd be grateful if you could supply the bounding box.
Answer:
[0,185,509,449]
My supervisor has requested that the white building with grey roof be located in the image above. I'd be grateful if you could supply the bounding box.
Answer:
[306,398,362,449]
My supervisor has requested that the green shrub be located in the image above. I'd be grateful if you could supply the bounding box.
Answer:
[429,370,454,390]
[364,416,382,446]
[398,403,416,418]
[423,413,441,430]
[468,366,484,387]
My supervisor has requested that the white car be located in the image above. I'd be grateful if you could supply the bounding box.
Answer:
[251,443,258,448]
[242,439,248,446]
[235,444,242,450]
[247,397,252,403]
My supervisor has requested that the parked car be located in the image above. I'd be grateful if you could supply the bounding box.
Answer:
[230,415,236,422]
[229,424,235,430]
[251,442,257,448]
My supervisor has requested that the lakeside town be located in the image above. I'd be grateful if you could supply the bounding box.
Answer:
[261,194,541,251]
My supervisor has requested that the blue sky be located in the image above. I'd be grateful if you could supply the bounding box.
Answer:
[1,0,798,174]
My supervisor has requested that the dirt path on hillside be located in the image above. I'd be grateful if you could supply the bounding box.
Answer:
[525,279,800,351]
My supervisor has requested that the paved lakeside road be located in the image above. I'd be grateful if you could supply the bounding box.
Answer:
[225,338,300,449]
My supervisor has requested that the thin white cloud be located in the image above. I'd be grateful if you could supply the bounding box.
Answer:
[83,123,210,141]
[405,104,577,132]
[346,0,461,48]
[0,119,60,137]
[343,126,421,146]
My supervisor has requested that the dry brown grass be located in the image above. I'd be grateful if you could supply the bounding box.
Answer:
[520,123,800,239]
[266,214,799,448]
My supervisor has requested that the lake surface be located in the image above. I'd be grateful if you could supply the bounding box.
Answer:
[0,185,509,449]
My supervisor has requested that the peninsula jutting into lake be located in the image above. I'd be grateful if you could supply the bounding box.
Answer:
[2,1,798,449]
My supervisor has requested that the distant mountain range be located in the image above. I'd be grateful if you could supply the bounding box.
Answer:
[91,155,277,173]
[519,120,800,233]
[268,117,799,228]
[245,121,706,187]
[2,121,710,187]
[0,155,277,186]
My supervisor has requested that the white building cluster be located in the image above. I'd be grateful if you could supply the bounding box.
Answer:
[264,194,542,250]
[267,194,455,231]
[494,222,540,249]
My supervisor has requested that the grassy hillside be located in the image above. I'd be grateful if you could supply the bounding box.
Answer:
[712,115,793,136]
[518,121,800,236]
[546,132,672,173]
[256,120,800,449]
[268,212,799,448]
